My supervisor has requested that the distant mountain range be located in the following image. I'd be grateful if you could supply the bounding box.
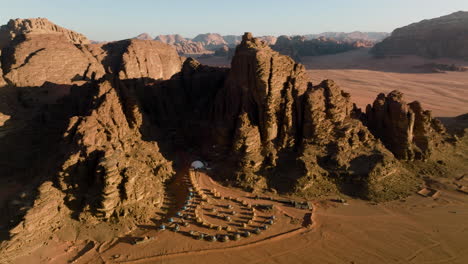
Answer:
[131,31,389,56]
[303,31,389,42]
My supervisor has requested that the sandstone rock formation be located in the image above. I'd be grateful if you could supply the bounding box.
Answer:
[174,41,209,55]
[209,33,416,200]
[116,40,183,80]
[1,33,105,87]
[305,31,389,42]
[272,35,368,61]
[223,35,277,47]
[155,34,210,55]
[0,18,89,49]
[365,91,446,160]
[371,11,468,59]
[56,80,174,220]
[154,34,187,45]
[0,26,183,87]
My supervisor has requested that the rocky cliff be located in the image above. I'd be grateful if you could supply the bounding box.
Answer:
[305,31,389,42]
[0,18,89,49]
[1,34,183,87]
[155,34,210,55]
[1,33,105,87]
[272,35,368,61]
[365,91,446,160]
[371,11,468,59]
[56,80,174,220]
[208,33,418,200]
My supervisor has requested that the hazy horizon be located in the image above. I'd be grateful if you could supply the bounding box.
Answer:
[1,0,468,41]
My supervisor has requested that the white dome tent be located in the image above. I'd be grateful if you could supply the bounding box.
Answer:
[191,160,205,169]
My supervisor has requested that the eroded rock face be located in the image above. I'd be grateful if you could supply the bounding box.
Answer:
[214,33,308,157]
[365,91,446,160]
[56,80,174,219]
[0,27,182,87]
[118,40,183,80]
[155,34,210,55]
[272,35,367,61]
[1,33,105,87]
[372,11,468,59]
[0,18,89,49]
[299,80,413,200]
[210,33,414,200]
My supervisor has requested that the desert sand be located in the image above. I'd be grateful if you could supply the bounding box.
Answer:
[198,49,468,117]
[11,166,468,264]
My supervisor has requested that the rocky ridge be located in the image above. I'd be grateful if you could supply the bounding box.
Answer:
[371,11,468,59]
[0,18,89,49]
[272,35,372,61]
[155,34,211,54]
[305,31,389,42]
[192,33,227,50]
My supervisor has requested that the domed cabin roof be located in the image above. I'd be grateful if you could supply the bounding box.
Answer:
[191,160,204,169]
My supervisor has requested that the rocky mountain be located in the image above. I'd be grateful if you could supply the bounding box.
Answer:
[0,20,184,258]
[0,19,465,260]
[154,34,187,45]
[134,32,153,40]
[223,35,277,47]
[305,31,389,42]
[207,33,421,199]
[192,33,227,49]
[223,35,242,46]
[272,35,369,61]
[155,34,210,55]
[0,18,89,49]
[371,11,468,59]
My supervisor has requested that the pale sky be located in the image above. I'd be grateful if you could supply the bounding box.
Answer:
[1,0,467,41]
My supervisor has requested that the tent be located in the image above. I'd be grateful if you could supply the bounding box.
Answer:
[191,160,204,169]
